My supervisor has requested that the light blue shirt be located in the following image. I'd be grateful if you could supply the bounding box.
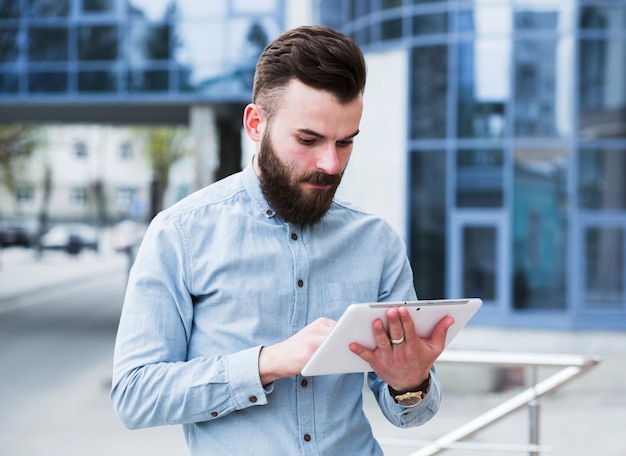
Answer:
[111,163,442,455]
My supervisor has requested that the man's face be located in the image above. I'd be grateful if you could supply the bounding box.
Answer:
[256,79,363,225]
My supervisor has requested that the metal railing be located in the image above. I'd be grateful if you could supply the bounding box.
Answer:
[379,351,602,455]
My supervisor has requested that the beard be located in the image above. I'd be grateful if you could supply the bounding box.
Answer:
[257,133,343,226]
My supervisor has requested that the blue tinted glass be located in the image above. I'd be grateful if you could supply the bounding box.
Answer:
[411,45,448,139]
[78,71,117,92]
[78,25,118,61]
[28,72,67,93]
[413,13,447,35]
[0,72,19,93]
[127,70,168,92]
[29,27,68,61]
[28,0,69,17]
[0,28,19,62]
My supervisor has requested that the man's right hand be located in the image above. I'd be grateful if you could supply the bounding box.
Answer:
[258,317,335,385]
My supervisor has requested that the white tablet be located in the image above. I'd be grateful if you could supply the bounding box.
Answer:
[301,298,482,376]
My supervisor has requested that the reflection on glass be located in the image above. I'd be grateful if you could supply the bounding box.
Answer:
[28,0,69,17]
[29,27,68,61]
[127,70,168,92]
[78,25,118,61]
[0,0,19,18]
[579,38,626,138]
[457,39,509,138]
[411,45,447,139]
[514,0,574,32]
[578,148,626,210]
[128,22,172,62]
[410,150,446,299]
[232,0,277,14]
[127,0,172,21]
[456,149,504,207]
[513,148,568,310]
[177,0,227,19]
[580,6,626,30]
[78,71,116,92]
[382,0,402,9]
[0,28,18,62]
[584,227,624,308]
[28,72,67,93]
[514,37,572,137]
[463,226,496,301]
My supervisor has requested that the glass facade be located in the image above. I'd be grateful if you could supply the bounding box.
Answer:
[320,0,626,329]
[0,0,283,101]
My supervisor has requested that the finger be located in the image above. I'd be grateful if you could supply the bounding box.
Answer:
[396,306,416,340]
[372,318,392,349]
[430,315,455,349]
[385,308,405,343]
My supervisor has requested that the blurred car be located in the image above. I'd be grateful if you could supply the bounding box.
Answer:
[0,217,38,247]
[39,223,99,254]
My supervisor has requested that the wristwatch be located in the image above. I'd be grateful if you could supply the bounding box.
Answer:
[388,374,431,408]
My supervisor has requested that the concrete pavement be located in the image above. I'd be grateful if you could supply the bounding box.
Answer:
[1,243,624,455]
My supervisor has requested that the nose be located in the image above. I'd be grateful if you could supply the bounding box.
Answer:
[315,143,340,175]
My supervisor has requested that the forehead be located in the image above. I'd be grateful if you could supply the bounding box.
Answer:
[271,79,363,137]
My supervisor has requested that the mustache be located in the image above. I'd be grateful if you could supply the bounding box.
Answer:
[299,172,341,186]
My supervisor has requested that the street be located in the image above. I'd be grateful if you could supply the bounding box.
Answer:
[0,262,186,456]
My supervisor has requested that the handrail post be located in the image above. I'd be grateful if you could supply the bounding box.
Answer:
[528,366,540,456]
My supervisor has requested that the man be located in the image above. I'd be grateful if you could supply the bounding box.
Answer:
[111,25,454,455]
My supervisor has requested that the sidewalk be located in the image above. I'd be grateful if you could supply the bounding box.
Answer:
[0,245,127,304]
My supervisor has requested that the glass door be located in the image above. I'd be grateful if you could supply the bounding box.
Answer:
[449,213,507,309]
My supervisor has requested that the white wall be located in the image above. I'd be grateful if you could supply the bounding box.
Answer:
[338,47,409,239]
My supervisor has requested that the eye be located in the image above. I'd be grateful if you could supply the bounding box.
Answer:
[337,140,353,148]
[297,137,316,146]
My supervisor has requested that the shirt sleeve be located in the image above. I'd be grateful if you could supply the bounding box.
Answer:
[110,213,271,429]
[367,367,441,428]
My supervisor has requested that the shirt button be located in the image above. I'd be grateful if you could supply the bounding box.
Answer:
[249,396,258,403]
[303,434,311,442]
[300,379,308,387]
[297,279,304,287]
[291,233,298,240]
[265,209,273,216]
[211,411,218,417]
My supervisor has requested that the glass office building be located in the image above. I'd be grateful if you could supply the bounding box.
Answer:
[319,0,626,329]
[0,0,283,122]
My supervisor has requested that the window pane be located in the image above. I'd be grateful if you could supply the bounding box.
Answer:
[28,0,69,17]
[413,13,447,35]
[0,27,19,62]
[579,39,626,139]
[381,17,402,41]
[78,71,117,92]
[29,27,68,61]
[579,148,626,210]
[463,226,496,300]
[0,72,19,93]
[28,72,67,93]
[514,37,572,137]
[457,39,509,138]
[584,227,624,308]
[410,150,446,299]
[513,148,568,310]
[411,45,447,139]
[78,25,118,61]
[82,0,114,13]
[0,0,20,18]
[127,70,168,92]
[456,149,504,207]
[580,6,626,30]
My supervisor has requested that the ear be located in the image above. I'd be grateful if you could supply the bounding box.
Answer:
[243,103,265,142]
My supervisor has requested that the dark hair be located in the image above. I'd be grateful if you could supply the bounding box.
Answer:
[252,25,367,117]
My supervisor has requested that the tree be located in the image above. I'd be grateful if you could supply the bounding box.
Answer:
[138,126,190,219]
[0,125,40,212]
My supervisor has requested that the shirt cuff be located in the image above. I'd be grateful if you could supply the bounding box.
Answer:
[227,345,271,410]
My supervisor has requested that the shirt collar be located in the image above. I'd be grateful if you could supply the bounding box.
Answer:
[241,159,276,219]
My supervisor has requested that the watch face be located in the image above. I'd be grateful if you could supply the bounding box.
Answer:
[396,392,423,407]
